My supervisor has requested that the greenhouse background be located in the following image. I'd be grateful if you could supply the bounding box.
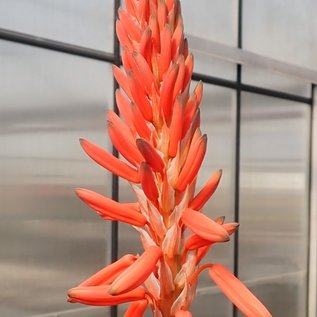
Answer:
[0,0,317,316]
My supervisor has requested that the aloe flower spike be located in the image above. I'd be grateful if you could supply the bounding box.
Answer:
[68,1,272,316]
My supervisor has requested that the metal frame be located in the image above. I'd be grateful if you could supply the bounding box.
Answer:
[0,0,316,316]
[110,2,121,317]
[308,85,316,317]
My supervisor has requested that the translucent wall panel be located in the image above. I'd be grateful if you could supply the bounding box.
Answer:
[239,93,310,316]
[0,0,114,52]
[192,52,236,81]
[182,0,237,46]
[242,66,311,98]
[0,41,113,317]
[182,0,237,79]
[243,0,317,69]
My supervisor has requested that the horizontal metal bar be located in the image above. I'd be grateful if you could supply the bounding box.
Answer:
[0,28,115,63]
[193,72,313,104]
[0,27,312,104]
[192,72,237,89]
[188,34,317,85]
[241,82,312,104]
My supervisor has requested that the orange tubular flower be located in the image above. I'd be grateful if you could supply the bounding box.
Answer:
[68,1,272,316]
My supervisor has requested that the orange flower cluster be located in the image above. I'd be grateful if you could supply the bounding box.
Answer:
[67,1,272,316]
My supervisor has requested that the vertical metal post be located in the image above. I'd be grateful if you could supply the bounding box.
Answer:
[233,0,243,316]
[110,1,121,317]
[308,84,316,317]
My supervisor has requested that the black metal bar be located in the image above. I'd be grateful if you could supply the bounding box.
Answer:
[0,27,115,63]
[193,72,312,105]
[306,84,315,317]
[110,1,121,317]
[233,66,242,317]
[0,28,312,105]
[240,82,312,104]
[192,72,237,89]
[111,0,121,266]
[233,0,243,315]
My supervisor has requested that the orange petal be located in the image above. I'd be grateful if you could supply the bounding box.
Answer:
[149,14,160,52]
[151,49,160,83]
[194,81,203,107]
[181,208,229,242]
[215,215,225,225]
[136,138,164,173]
[166,0,175,12]
[80,139,140,183]
[175,310,193,317]
[167,2,176,30]
[175,134,207,192]
[185,234,212,251]
[107,111,143,166]
[189,169,222,210]
[112,65,132,100]
[79,254,137,287]
[157,0,167,31]
[209,264,272,317]
[172,24,184,59]
[173,55,185,99]
[196,245,212,264]
[140,162,159,203]
[109,245,162,295]
[127,71,153,122]
[168,96,183,158]
[182,94,198,137]
[125,0,139,20]
[223,222,239,235]
[68,285,146,306]
[160,63,179,122]
[131,102,152,140]
[116,20,133,50]
[115,89,135,134]
[138,0,150,22]
[139,27,152,63]
[118,7,141,42]
[131,50,156,94]
[124,299,148,317]
[159,25,172,78]
[76,188,147,227]
[184,53,193,88]
[122,49,133,72]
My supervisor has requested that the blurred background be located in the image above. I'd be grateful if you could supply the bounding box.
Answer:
[0,0,317,316]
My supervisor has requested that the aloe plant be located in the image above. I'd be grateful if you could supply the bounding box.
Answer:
[67,1,271,316]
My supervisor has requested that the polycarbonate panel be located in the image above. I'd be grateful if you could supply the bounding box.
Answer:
[242,66,311,97]
[182,0,237,79]
[0,0,114,52]
[243,0,317,69]
[192,51,236,80]
[239,93,310,316]
[182,0,238,46]
[0,40,113,317]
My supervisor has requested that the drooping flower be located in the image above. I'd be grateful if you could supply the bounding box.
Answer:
[68,1,272,316]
